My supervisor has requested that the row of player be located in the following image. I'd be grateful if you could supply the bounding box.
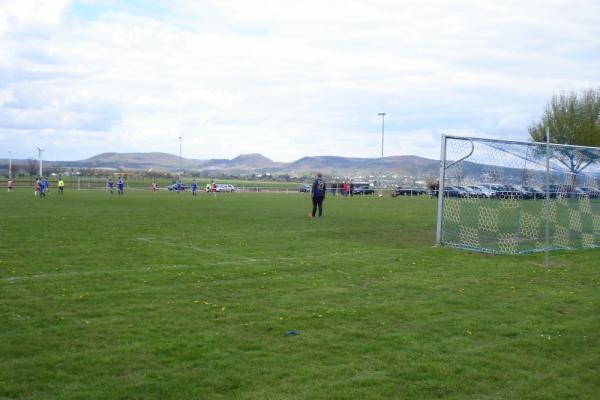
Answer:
[6,173,330,218]
[6,177,230,197]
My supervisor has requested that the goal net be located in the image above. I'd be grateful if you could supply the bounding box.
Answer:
[436,135,600,254]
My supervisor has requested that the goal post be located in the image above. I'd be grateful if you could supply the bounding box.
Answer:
[436,135,600,254]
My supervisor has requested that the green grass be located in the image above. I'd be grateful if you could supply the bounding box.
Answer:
[0,190,598,399]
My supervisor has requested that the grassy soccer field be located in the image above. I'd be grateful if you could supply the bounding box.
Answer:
[0,190,598,399]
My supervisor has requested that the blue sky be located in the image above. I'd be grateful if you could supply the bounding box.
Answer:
[1,0,599,162]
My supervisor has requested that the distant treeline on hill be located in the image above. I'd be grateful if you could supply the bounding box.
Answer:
[0,164,317,183]
[0,152,442,181]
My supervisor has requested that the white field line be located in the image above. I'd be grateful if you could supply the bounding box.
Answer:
[135,236,259,262]
[1,260,257,283]
[1,248,394,283]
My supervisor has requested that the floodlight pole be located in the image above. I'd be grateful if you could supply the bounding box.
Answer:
[8,151,12,179]
[178,136,182,177]
[378,112,386,196]
[544,127,550,267]
[37,147,45,177]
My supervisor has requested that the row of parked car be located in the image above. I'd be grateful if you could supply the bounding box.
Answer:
[300,183,600,199]
[299,184,376,195]
[439,184,600,199]
[167,183,235,192]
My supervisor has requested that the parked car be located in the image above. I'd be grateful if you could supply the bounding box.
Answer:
[441,186,462,197]
[468,185,496,198]
[479,183,505,197]
[454,185,479,198]
[216,184,235,192]
[579,187,600,198]
[507,185,532,199]
[353,185,375,195]
[393,186,426,196]
[539,184,580,198]
[465,185,484,197]
[570,187,588,198]
[518,185,545,199]
[299,184,311,192]
[540,184,563,198]
[492,185,526,199]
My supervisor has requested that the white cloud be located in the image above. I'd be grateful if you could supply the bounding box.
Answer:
[0,88,14,106]
[0,0,599,161]
[0,0,70,32]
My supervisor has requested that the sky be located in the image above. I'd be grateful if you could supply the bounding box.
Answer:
[1,0,599,162]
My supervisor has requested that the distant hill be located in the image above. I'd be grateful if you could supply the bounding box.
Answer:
[79,152,194,170]
[6,152,442,178]
[287,155,437,176]
[231,153,276,168]
[5,150,599,182]
[196,153,287,171]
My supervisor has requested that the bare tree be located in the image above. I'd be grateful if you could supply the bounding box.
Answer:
[26,158,38,176]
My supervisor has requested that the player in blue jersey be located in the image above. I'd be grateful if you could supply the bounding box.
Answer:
[43,177,49,194]
[309,172,326,218]
[191,179,198,196]
[117,177,124,196]
[39,177,47,198]
[107,178,114,195]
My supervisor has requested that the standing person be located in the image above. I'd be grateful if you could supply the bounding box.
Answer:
[117,176,124,196]
[178,181,185,194]
[108,178,114,195]
[309,172,326,218]
[152,180,157,193]
[7,178,13,192]
[58,177,65,194]
[191,179,198,196]
[205,182,210,192]
[211,180,217,194]
[42,177,49,195]
[39,177,47,198]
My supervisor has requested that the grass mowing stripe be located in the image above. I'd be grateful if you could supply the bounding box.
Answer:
[1,249,400,282]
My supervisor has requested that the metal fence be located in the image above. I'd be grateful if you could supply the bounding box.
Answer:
[1,177,409,196]
[0,179,389,195]
[436,135,600,254]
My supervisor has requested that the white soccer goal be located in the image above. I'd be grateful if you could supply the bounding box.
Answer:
[436,135,600,254]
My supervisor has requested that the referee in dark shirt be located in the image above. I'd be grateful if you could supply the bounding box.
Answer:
[309,173,326,218]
